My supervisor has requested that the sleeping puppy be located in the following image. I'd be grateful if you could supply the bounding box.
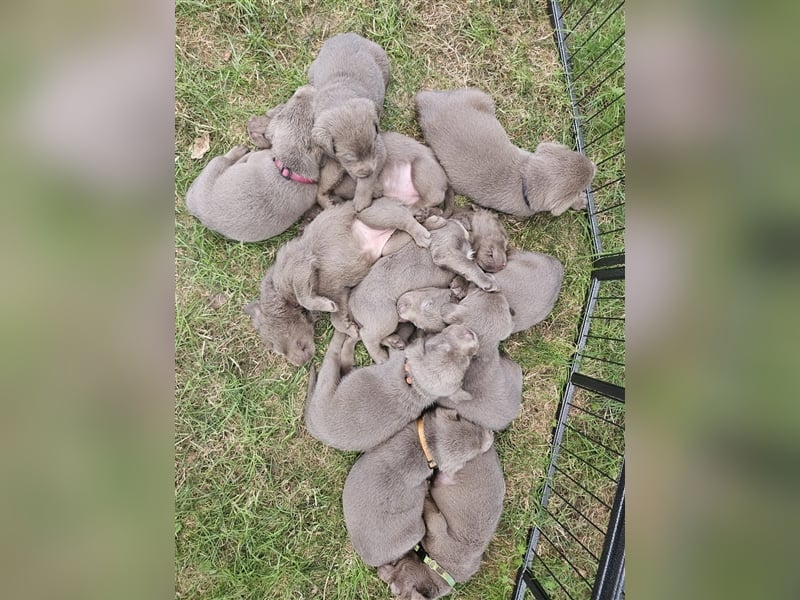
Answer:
[400,248,565,336]
[449,206,508,273]
[493,247,564,334]
[328,131,455,218]
[185,85,321,242]
[308,32,391,212]
[438,285,522,431]
[244,200,433,366]
[396,286,458,335]
[377,445,505,599]
[415,87,596,217]
[383,279,468,351]
[305,325,478,452]
[349,218,497,363]
[342,407,494,568]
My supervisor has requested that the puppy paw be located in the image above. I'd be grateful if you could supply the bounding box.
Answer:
[381,334,406,350]
[225,145,250,161]
[246,115,272,148]
[411,228,432,248]
[367,346,390,364]
[353,194,373,212]
[423,215,448,230]
[413,207,431,223]
[310,298,338,312]
[477,273,498,292]
[449,276,469,300]
[344,321,360,338]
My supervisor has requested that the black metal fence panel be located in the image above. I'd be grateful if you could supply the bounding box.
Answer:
[512,1,625,599]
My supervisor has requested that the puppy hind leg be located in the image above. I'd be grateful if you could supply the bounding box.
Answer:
[409,158,448,210]
[292,260,338,312]
[305,331,347,439]
[359,198,431,248]
[316,159,347,209]
[465,88,497,114]
[360,326,391,364]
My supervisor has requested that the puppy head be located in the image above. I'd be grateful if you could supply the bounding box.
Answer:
[441,286,514,344]
[426,407,494,475]
[404,324,479,398]
[377,552,452,600]
[456,207,508,273]
[396,287,453,332]
[311,98,381,178]
[527,142,596,216]
[243,273,315,366]
[268,85,322,169]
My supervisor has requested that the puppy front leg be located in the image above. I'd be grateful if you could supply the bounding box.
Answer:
[432,248,498,292]
[317,158,346,209]
[352,171,379,212]
[292,260,338,313]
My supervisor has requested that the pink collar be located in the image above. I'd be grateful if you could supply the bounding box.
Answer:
[274,158,316,184]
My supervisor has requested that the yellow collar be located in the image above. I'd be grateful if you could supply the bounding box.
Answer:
[416,416,437,470]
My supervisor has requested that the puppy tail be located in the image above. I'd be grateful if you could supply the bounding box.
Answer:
[441,185,455,218]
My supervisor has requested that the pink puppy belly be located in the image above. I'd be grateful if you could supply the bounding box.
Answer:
[351,219,395,262]
[380,162,420,206]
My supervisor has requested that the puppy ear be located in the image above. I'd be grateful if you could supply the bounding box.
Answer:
[370,103,380,134]
[451,209,472,232]
[440,303,464,324]
[247,113,276,149]
[376,563,396,585]
[311,123,335,156]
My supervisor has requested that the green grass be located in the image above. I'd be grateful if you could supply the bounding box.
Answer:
[175,0,624,598]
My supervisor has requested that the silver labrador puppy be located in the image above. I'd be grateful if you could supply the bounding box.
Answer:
[309,32,391,211]
[185,85,321,242]
[328,131,454,218]
[438,285,522,431]
[245,200,432,366]
[415,87,596,217]
[377,445,505,600]
[342,408,494,568]
[305,325,478,452]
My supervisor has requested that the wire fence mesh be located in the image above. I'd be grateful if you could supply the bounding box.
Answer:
[512,1,625,599]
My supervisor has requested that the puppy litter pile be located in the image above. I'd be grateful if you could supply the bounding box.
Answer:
[185,32,594,600]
